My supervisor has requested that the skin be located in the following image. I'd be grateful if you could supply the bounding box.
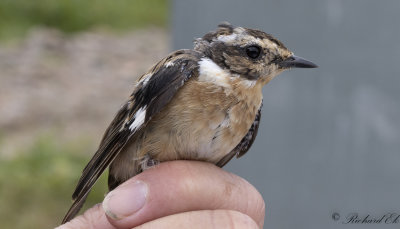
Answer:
[57,161,265,229]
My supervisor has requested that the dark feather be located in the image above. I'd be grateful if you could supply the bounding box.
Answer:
[216,102,262,167]
[135,50,201,123]
[107,171,120,191]
[62,49,203,224]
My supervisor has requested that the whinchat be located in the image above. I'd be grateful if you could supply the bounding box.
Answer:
[62,22,317,223]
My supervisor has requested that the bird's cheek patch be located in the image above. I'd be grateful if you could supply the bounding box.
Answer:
[222,53,250,75]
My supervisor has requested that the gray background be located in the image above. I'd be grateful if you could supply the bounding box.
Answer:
[172,0,400,228]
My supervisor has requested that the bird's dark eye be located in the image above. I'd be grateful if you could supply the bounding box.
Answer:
[245,45,262,59]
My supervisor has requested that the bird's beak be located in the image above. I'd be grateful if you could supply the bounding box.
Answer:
[279,55,318,68]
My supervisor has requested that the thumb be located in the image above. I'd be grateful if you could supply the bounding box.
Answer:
[103,161,265,228]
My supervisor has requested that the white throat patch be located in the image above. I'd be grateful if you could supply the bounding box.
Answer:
[198,58,232,88]
[198,58,257,89]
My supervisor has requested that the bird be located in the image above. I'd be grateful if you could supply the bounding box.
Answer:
[62,22,317,223]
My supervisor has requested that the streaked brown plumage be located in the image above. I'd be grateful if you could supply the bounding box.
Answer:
[62,22,317,224]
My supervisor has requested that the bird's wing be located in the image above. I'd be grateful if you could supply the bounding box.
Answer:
[62,49,202,224]
[216,102,262,167]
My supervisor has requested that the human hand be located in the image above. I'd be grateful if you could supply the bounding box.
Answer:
[57,160,265,229]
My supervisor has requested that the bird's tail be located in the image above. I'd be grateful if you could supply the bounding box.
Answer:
[61,192,89,224]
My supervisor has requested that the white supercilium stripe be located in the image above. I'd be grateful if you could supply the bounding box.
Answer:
[129,106,147,131]
[217,34,238,43]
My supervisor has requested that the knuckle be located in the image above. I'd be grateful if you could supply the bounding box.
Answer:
[220,210,259,229]
[79,204,104,228]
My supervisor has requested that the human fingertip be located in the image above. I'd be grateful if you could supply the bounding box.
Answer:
[103,180,148,220]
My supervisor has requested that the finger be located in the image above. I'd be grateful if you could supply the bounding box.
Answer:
[136,210,259,229]
[102,160,265,228]
[56,204,115,229]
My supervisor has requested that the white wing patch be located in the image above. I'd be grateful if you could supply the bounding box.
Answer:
[198,58,231,88]
[139,73,152,86]
[129,106,147,131]
[165,61,175,67]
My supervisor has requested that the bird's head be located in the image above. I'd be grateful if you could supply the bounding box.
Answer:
[194,22,317,86]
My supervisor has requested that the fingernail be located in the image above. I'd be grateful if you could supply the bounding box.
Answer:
[103,180,148,220]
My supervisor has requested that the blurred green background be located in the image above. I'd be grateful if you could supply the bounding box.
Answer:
[0,135,109,228]
[0,0,167,40]
[0,0,168,228]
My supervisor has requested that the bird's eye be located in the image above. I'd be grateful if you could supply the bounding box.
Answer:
[245,45,262,59]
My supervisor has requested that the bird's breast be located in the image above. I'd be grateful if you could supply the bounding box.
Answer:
[138,75,263,163]
[112,72,263,180]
